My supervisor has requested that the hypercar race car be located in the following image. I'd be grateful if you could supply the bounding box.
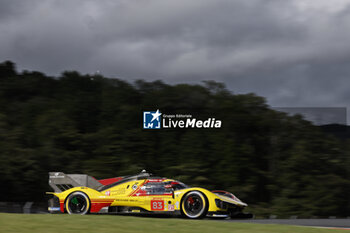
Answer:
[47,170,252,219]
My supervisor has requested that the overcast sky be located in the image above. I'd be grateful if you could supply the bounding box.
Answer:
[1,0,350,124]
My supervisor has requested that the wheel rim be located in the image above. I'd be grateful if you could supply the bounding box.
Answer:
[67,193,88,214]
[183,192,205,218]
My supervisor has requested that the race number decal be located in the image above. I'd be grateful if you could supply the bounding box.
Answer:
[151,200,164,211]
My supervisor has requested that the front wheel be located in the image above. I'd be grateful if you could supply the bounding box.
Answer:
[65,191,90,215]
[181,191,208,219]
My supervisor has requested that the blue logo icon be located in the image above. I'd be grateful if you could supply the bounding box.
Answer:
[143,110,162,129]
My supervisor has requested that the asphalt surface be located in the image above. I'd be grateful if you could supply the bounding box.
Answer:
[227,219,350,229]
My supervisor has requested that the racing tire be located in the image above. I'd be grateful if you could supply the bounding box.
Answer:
[181,191,208,219]
[65,191,90,215]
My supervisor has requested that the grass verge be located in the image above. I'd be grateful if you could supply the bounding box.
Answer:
[0,213,345,233]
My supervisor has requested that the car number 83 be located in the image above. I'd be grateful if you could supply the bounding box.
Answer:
[151,200,164,210]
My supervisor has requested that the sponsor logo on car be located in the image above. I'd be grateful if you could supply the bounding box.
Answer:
[168,204,175,211]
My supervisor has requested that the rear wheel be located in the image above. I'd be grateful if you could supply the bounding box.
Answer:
[181,191,208,219]
[65,192,90,215]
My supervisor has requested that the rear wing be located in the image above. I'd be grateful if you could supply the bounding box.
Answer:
[48,172,103,193]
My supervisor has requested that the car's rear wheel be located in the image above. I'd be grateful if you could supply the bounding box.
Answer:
[181,191,208,219]
[65,192,90,215]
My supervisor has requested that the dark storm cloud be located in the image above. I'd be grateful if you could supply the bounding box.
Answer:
[1,0,350,123]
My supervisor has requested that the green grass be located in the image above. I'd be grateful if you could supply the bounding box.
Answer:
[0,213,344,233]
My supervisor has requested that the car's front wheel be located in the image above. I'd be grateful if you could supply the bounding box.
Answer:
[181,191,208,219]
[65,191,90,215]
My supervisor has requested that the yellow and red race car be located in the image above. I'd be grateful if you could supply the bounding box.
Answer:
[47,170,251,219]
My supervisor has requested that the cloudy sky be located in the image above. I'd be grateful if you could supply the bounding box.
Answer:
[1,0,350,123]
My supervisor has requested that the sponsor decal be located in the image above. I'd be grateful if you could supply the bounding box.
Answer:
[143,110,222,129]
[146,179,164,183]
[115,198,129,202]
[48,207,61,211]
[168,204,175,211]
[175,201,179,209]
[143,110,162,129]
[105,191,110,196]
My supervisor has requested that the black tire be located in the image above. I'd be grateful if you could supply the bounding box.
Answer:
[181,191,208,219]
[65,191,90,215]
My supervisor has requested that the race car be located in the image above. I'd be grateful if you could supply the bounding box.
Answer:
[47,170,251,219]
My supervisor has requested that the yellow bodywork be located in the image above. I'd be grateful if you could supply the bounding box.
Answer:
[49,178,247,215]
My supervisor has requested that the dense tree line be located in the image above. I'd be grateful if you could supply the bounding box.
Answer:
[0,61,349,217]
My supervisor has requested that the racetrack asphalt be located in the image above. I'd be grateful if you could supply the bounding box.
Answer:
[226,219,350,229]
